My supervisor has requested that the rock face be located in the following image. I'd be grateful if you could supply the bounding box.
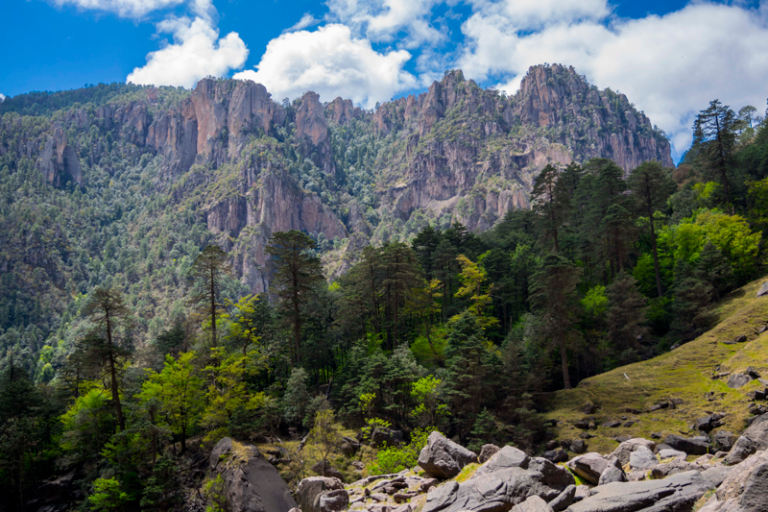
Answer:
[209,437,296,512]
[418,431,478,479]
[296,476,346,512]
[725,413,768,465]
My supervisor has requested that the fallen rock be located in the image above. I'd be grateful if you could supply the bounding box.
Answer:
[724,413,768,464]
[566,471,714,512]
[210,437,297,512]
[418,431,478,479]
[746,366,762,379]
[312,460,344,481]
[580,403,597,415]
[296,478,345,512]
[649,459,710,479]
[479,444,501,464]
[664,434,711,455]
[511,495,553,512]
[567,453,620,485]
[757,281,768,297]
[714,430,736,452]
[547,485,575,512]
[543,449,568,463]
[658,448,687,460]
[601,420,621,428]
[569,440,586,454]
[735,334,748,343]
[628,446,658,471]
[475,446,530,476]
[700,450,768,511]
[728,373,753,388]
[318,490,349,512]
[597,466,626,486]
[611,438,656,466]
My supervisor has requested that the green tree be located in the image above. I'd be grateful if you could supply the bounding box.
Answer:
[189,245,231,348]
[605,273,647,360]
[692,100,739,206]
[138,351,204,453]
[88,477,129,512]
[529,255,582,389]
[267,231,324,364]
[628,161,676,297]
[530,164,566,253]
[283,367,311,426]
[380,242,423,348]
[81,286,132,431]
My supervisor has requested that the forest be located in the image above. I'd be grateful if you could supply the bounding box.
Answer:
[1,92,767,511]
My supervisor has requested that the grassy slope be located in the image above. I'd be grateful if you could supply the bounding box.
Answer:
[543,277,768,455]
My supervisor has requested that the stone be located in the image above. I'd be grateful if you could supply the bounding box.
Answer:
[658,448,687,460]
[569,440,587,454]
[601,420,621,428]
[580,402,597,415]
[297,477,345,512]
[714,430,736,452]
[479,444,501,464]
[543,449,568,463]
[547,485,575,512]
[735,334,748,343]
[566,471,714,512]
[418,478,439,493]
[418,431,478,479]
[597,466,626,486]
[312,461,344,481]
[757,281,768,297]
[650,459,709,479]
[758,325,767,334]
[210,437,297,512]
[610,438,657,466]
[701,466,732,488]
[728,373,754,388]
[725,414,768,464]
[318,490,349,512]
[371,427,404,448]
[510,496,553,512]
[475,446,530,476]
[664,434,711,455]
[567,453,620,485]
[628,446,658,470]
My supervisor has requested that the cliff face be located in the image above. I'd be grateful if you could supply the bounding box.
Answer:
[1,64,674,290]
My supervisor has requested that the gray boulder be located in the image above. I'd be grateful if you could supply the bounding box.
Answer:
[714,430,736,452]
[475,446,530,476]
[311,460,344,481]
[610,438,656,466]
[597,466,626,486]
[725,414,768,465]
[567,453,620,485]
[418,431,478,479]
[658,448,687,460]
[548,485,575,512]
[569,440,586,454]
[543,449,568,463]
[728,373,753,388]
[371,427,404,447]
[565,470,714,512]
[664,434,710,455]
[757,281,768,297]
[628,446,658,471]
[296,477,345,512]
[318,490,349,512]
[209,437,297,512]
[698,450,768,511]
[511,496,554,512]
[479,444,501,464]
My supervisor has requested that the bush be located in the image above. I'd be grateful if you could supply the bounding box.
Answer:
[367,428,434,475]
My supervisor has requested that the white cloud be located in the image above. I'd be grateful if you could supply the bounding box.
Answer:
[287,13,321,32]
[326,0,443,47]
[52,0,185,18]
[0,93,5,102]
[233,24,415,109]
[127,16,248,87]
[459,1,768,158]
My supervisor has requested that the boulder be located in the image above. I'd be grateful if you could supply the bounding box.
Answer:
[701,466,732,488]
[318,490,349,512]
[580,403,597,415]
[566,471,714,512]
[601,420,621,428]
[543,449,568,463]
[699,451,768,511]
[371,427,404,448]
[628,446,658,471]
[727,373,753,388]
[569,440,586,454]
[567,453,620,485]
[210,438,297,512]
[479,444,501,464]
[649,459,710,479]
[475,446,530,476]
[296,478,345,512]
[418,431,478,479]
[547,485,575,512]
[757,281,768,297]
[658,448,687,460]
[725,414,768,464]
[597,466,626,486]
[312,460,344,481]
[664,434,711,455]
[714,430,736,452]
[511,496,553,512]
[611,438,656,466]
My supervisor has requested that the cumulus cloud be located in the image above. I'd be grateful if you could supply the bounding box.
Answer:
[326,0,444,47]
[233,24,415,109]
[0,93,5,102]
[459,1,768,157]
[127,16,248,87]
[52,0,185,18]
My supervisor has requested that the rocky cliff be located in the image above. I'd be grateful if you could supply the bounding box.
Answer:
[0,64,673,291]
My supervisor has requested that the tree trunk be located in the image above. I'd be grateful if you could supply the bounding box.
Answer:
[106,311,125,431]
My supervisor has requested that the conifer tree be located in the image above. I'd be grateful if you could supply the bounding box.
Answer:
[531,164,566,253]
[692,100,738,206]
[605,272,648,357]
[189,245,231,348]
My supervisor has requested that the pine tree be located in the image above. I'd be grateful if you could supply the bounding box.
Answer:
[531,164,566,253]
[380,242,422,348]
[605,272,648,358]
[189,245,231,348]
[267,231,324,364]
[692,100,739,207]
[627,161,676,297]
[81,286,132,431]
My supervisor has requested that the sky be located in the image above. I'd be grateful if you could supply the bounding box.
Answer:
[2,0,768,159]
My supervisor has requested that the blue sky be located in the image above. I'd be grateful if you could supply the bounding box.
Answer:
[2,0,767,158]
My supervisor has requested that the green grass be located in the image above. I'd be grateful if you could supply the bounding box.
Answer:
[543,277,768,455]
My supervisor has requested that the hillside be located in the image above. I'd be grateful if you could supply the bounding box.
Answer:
[543,277,768,454]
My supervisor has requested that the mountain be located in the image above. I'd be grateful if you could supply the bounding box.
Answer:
[0,64,672,366]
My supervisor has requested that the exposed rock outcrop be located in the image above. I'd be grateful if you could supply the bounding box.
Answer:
[418,431,479,479]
